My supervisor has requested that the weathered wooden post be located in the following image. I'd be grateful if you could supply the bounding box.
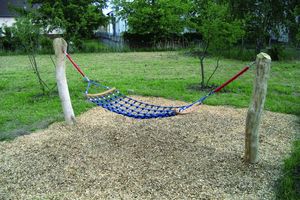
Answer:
[245,52,271,163]
[53,38,76,125]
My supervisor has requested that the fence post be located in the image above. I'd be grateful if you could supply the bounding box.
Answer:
[245,52,271,163]
[53,38,76,125]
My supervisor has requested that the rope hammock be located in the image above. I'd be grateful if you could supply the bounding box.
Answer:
[65,53,251,119]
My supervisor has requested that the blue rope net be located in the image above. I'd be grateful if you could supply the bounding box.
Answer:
[85,80,210,119]
[65,53,252,119]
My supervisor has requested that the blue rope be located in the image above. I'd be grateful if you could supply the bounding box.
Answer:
[84,80,210,119]
[66,52,254,119]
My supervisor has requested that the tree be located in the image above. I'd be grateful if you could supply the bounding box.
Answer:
[113,0,191,42]
[8,16,51,94]
[27,0,108,46]
[228,0,299,52]
[294,5,300,45]
[189,1,244,88]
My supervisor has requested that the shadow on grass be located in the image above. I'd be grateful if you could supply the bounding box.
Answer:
[187,83,231,93]
[0,117,62,141]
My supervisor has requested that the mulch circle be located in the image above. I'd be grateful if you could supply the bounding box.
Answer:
[0,96,298,199]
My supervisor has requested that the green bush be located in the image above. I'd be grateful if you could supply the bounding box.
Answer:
[78,39,129,53]
[185,45,257,61]
[218,47,256,61]
[81,39,110,52]
[267,45,285,61]
[39,36,53,54]
[0,26,19,51]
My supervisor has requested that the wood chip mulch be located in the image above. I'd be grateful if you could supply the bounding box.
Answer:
[0,96,298,199]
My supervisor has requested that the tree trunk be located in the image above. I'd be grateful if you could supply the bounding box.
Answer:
[245,52,271,164]
[199,41,209,88]
[255,37,264,54]
[206,57,220,86]
[200,56,205,88]
[53,38,76,125]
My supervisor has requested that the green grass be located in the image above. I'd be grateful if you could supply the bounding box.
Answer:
[0,51,299,139]
[276,139,300,200]
[0,51,299,198]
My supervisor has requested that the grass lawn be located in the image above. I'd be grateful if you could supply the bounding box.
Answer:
[1,51,299,138]
[277,140,300,200]
[0,51,299,199]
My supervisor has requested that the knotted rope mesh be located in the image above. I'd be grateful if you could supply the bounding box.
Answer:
[64,53,252,119]
[85,80,209,119]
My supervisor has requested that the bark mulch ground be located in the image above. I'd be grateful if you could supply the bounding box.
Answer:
[0,96,298,199]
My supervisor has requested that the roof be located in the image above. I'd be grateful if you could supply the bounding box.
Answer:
[0,0,27,17]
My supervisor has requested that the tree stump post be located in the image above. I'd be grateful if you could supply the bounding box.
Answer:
[245,52,271,163]
[53,38,76,125]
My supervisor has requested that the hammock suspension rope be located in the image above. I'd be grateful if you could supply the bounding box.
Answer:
[65,52,252,119]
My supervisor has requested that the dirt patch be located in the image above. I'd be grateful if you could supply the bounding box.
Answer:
[0,96,298,199]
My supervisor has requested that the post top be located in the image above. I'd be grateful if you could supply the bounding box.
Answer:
[257,52,271,61]
[53,38,67,55]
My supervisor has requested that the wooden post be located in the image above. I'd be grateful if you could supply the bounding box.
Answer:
[53,38,76,125]
[245,52,271,163]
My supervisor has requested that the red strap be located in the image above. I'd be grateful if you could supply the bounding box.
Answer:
[213,66,250,93]
[65,53,86,77]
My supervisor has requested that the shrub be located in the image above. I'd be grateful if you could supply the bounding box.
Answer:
[267,44,285,61]
[0,26,19,51]
[39,36,53,54]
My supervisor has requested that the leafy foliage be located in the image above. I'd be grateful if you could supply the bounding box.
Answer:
[8,17,51,94]
[10,17,41,52]
[27,0,108,42]
[295,5,300,44]
[0,26,16,51]
[228,0,299,51]
[189,1,244,87]
[113,0,191,42]
[190,1,244,52]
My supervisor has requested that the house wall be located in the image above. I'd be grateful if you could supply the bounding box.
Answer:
[0,17,16,27]
[105,15,127,36]
[115,18,127,36]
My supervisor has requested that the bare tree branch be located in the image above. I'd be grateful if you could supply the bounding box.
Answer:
[206,56,221,86]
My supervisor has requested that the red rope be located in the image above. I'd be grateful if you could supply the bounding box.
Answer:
[213,66,250,93]
[65,53,86,77]
[65,51,249,94]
